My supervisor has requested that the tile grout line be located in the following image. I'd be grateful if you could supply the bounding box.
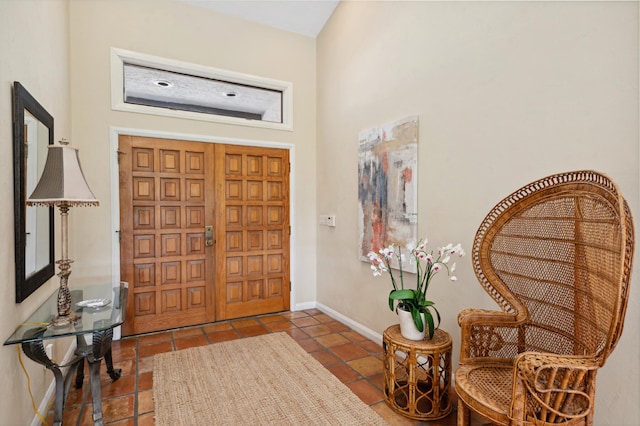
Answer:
[133,335,141,426]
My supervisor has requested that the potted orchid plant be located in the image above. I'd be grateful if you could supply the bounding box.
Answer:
[368,239,465,340]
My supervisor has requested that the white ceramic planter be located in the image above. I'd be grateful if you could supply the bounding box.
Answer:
[397,308,426,340]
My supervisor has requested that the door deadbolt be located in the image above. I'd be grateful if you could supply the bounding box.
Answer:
[205,225,214,247]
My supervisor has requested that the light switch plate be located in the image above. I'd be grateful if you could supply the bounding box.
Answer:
[319,214,336,227]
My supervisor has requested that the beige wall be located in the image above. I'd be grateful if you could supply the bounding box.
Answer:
[66,0,317,299]
[316,1,639,424]
[0,0,71,422]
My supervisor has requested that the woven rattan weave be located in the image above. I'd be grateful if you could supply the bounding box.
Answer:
[454,171,634,426]
[383,326,453,420]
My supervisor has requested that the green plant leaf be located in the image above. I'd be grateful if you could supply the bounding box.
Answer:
[389,289,416,300]
[424,310,435,339]
[411,306,424,332]
[388,289,414,311]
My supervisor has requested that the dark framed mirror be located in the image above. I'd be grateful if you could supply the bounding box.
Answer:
[13,82,55,303]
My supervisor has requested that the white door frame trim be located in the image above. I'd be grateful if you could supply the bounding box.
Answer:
[108,126,297,327]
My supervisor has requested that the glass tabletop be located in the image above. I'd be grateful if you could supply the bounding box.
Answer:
[4,282,127,345]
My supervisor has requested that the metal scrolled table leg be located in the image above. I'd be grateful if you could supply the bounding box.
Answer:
[77,324,114,426]
[75,347,121,388]
[21,337,80,426]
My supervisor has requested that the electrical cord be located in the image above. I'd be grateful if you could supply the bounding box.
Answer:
[14,322,55,425]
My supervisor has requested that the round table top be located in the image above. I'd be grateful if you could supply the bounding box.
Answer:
[383,325,452,350]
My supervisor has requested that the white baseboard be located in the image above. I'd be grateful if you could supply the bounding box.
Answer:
[292,301,316,311]
[316,302,383,345]
[31,339,78,426]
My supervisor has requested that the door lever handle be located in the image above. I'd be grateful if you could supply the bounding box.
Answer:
[205,225,214,247]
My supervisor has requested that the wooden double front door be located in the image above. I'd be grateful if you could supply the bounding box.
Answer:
[118,135,290,336]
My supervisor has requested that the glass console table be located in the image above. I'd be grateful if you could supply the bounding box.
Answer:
[4,282,128,426]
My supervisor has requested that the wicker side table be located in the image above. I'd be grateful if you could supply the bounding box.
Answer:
[382,325,452,420]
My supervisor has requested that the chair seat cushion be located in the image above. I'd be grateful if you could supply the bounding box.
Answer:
[455,363,513,424]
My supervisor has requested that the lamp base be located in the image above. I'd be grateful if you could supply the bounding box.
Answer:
[50,311,78,328]
[51,269,77,328]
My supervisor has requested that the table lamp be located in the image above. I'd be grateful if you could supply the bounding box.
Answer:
[26,139,99,327]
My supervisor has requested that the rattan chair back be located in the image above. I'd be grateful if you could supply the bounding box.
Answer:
[472,170,633,363]
[455,171,634,426]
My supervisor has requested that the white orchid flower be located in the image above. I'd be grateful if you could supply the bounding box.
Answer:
[368,238,464,299]
[381,244,396,258]
[450,243,465,257]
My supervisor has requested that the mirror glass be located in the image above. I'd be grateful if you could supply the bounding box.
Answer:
[24,110,51,275]
[13,82,55,303]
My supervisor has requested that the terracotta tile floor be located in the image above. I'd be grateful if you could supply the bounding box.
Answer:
[47,309,487,425]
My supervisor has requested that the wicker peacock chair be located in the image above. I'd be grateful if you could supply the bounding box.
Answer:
[455,171,634,426]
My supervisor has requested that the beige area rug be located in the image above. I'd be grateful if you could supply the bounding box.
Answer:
[153,332,388,425]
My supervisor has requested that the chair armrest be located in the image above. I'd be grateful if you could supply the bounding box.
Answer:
[458,308,517,326]
[511,352,598,423]
[458,308,520,362]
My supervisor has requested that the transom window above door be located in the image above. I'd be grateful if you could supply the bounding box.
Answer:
[111,48,293,130]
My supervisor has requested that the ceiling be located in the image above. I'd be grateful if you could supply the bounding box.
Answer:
[178,0,340,38]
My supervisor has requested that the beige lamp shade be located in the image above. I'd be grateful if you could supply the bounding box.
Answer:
[26,143,99,207]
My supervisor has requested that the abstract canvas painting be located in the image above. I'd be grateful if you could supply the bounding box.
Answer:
[358,116,418,269]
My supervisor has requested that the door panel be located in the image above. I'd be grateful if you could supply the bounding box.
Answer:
[119,136,290,335]
[214,144,290,320]
[119,136,215,335]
